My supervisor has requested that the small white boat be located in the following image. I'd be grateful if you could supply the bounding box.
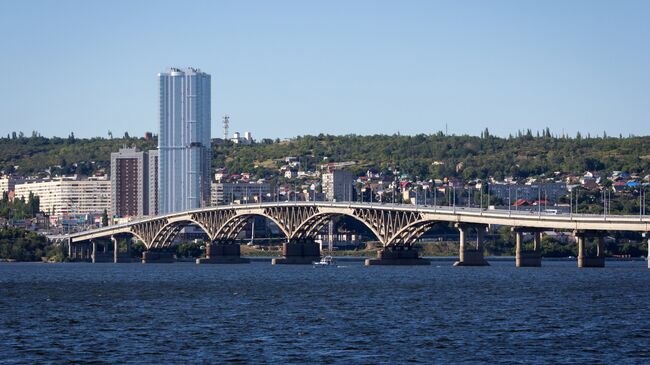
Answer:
[313,255,336,267]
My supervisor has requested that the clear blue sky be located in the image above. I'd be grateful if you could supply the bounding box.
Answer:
[1,0,648,139]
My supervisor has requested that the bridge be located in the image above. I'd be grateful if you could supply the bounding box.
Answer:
[63,202,650,268]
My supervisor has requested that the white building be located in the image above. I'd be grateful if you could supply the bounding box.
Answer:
[231,131,253,145]
[0,176,23,196]
[322,170,354,202]
[284,170,297,179]
[14,176,111,217]
[211,182,271,205]
[158,67,212,214]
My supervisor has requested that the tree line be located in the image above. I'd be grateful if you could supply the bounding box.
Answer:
[1,131,649,180]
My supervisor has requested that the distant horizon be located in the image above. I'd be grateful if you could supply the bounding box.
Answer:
[3,128,648,141]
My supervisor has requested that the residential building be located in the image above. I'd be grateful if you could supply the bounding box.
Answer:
[158,67,211,214]
[14,176,111,217]
[284,170,297,179]
[231,131,253,145]
[211,182,271,205]
[110,148,148,218]
[322,170,354,201]
[148,150,159,216]
[489,182,568,204]
[0,176,23,196]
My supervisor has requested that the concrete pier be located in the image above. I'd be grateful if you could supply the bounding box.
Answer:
[576,231,605,268]
[272,241,320,265]
[90,240,114,263]
[69,242,92,262]
[645,233,650,269]
[365,246,430,266]
[514,229,542,267]
[112,236,132,263]
[141,251,176,264]
[453,224,489,266]
[196,243,250,264]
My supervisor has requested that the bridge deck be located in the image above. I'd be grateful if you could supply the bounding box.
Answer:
[63,202,650,245]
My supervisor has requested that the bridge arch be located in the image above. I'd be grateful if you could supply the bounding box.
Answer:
[291,211,383,244]
[385,219,442,246]
[109,230,149,248]
[148,218,213,249]
[212,212,292,243]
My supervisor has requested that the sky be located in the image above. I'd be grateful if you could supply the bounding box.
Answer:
[0,0,649,140]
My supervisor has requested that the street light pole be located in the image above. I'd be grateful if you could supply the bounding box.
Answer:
[453,186,456,212]
[434,185,437,207]
[508,186,511,214]
[515,187,518,212]
[487,183,490,209]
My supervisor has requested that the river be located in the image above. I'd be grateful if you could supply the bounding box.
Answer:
[1,259,649,364]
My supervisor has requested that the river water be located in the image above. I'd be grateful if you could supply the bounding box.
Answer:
[1,259,649,364]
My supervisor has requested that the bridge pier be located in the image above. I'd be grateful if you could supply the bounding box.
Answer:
[91,241,96,263]
[111,236,132,263]
[514,228,543,267]
[453,224,489,266]
[89,240,114,263]
[645,233,650,269]
[196,243,250,264]
[272,241,320,265]
[69,242,92,262]
[575,231,605,268]
[141,250,175,264]
[365,246,430,266]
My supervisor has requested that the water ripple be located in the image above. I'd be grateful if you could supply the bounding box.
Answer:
[0,260,649,364]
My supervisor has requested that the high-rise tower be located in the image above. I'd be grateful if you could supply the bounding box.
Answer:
[111,147,148,217]
[158,67,211,214]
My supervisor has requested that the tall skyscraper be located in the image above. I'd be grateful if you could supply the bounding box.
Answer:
[111,147,148,217]
[158,67,212,214]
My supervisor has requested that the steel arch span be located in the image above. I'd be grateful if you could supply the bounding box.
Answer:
[65,201,650,249]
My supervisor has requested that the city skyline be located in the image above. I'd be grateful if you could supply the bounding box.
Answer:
[0,1,649,140]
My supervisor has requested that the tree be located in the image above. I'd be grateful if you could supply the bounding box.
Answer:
[27,192,40,216]
[101,209,109,227]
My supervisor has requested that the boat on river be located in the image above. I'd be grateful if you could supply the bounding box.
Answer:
[313,256,336,267]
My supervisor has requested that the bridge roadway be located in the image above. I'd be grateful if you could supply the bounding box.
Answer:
[63,202,650,268]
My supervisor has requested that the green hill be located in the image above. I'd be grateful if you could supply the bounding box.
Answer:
[1,132,649,179]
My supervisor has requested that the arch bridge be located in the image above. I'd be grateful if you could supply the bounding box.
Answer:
[65,202,650,267]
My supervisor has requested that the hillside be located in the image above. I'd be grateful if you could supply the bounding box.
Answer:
[216,133,650,180]
[1,132,649,179]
